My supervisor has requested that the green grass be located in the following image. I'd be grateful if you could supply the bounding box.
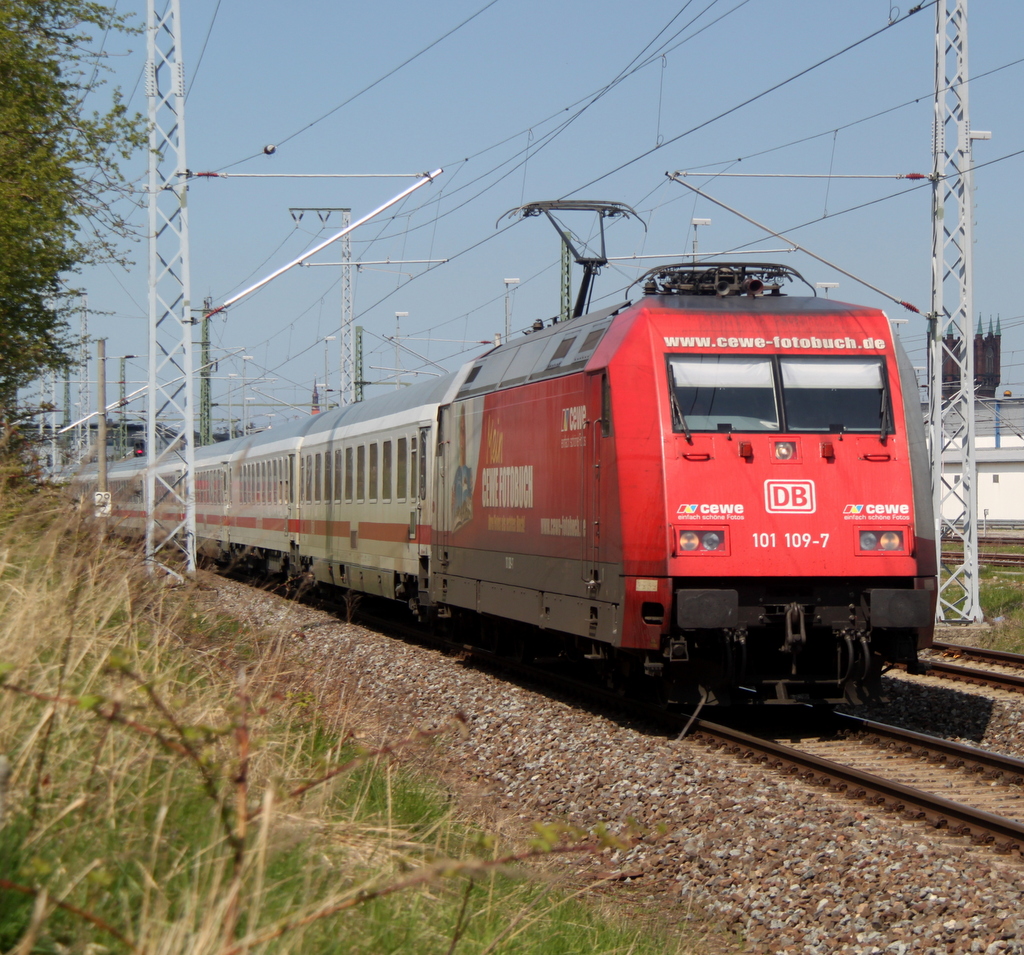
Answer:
[975,566,1024,652]
[0,477,717,955]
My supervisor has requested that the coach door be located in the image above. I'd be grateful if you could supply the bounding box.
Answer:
[287,452,300,546]
[416,426,430,552]
[431,411,450,558]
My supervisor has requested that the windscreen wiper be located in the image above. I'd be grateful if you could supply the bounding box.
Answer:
[670,388,692,443]
[878,365,891,439]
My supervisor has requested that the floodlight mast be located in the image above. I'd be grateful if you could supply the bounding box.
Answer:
[500,201,644,319]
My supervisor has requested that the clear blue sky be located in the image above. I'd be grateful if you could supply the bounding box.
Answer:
[72,0,1024,430]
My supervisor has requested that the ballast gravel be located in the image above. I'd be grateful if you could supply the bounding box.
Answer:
[199,575,1024,955]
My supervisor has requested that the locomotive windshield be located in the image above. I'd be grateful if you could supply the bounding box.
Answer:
[668,356,779,431]
[667,354,890,434]
[779,357,887,433]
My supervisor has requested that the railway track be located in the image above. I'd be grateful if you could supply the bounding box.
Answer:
[944,551,1024,568]
[338,597,1024,858]
[235,573,1024,857]
[922,640,1024,694]
[690,713,1024,855]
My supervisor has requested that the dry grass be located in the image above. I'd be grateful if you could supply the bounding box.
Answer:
[0,474,705,955]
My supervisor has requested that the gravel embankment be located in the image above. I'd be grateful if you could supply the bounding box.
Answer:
[199,575,1024,955]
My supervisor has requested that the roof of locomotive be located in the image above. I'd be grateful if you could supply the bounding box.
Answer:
[452,291,889,402]
[641,292,883,316]
[455,301,631,400]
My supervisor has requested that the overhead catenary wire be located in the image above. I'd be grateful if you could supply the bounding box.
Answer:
[561,1,936,200]
[216,1,501,171]
[179,1,1024,408]
[666,172,921,312]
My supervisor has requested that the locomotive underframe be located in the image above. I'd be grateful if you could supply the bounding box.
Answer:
[666,576,933,705]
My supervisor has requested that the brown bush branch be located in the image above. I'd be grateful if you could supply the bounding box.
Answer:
[0,878,138,951]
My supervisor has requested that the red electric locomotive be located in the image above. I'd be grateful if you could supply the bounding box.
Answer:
[432,262,935,705]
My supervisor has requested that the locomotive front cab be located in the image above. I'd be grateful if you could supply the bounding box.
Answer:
[617,264,935,705]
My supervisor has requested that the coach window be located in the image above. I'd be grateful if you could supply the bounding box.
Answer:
[396,437,408,501]
[304,454,312,503]
[357,445,366,501]
[668,355,778,432]
[382,441,392,501]
[780,357,888,434]
[345,447,354,501]
[369,443,379,502]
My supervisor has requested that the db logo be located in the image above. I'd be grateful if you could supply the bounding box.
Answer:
[764,480,816,513]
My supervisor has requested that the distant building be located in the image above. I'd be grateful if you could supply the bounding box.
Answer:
[939,395,1024,526]
[933,317,1024,525]
[942,316,1001,398]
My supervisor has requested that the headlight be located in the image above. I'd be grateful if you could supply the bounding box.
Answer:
[702,531,722,551]
[678,529,727,553]
[879,531,904,551]
[859,529,905,552]
[774,441,796,460]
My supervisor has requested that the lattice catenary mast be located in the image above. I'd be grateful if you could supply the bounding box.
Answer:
[146,0,196,573]
[930,0,989,622]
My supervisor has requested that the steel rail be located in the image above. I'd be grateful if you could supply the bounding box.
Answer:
[689,717,1024,853]
[924,659,1024,693]
[931,641,1024,668]
[944,551,1024,567]
[832,712,1024,781]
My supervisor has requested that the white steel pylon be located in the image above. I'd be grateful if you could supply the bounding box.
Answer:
[929,0,984,621]
[146,0,196,573]
[341,217,353,405]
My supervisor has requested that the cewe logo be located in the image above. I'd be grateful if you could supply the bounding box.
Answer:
[845,503,910,516]
[677,502,745,517]
[764,480,816,513]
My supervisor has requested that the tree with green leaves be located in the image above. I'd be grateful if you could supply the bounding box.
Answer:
[0,1,145,421]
